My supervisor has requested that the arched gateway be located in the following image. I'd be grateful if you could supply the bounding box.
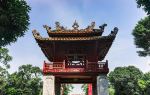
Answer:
[32,21,118,95]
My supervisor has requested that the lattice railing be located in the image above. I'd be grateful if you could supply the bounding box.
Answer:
[65,60,86,68]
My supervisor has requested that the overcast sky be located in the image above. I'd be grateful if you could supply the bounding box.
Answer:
[6,0,150,94]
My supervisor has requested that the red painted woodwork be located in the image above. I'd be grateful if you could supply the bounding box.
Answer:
[88,84,92,95]
[33,22,118,95]
[43,60,109,74]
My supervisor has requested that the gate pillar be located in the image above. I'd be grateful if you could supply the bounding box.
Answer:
[43,75,55,95]
[55,77,61,95]
[97,75,108,95]
[92,81,97,95]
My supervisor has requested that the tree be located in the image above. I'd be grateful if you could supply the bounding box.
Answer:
[0,66,9,95]
[136,0,150,15]
[108,66,143,95]
[0,1,32,94]
[132,16,150,56]
[109,85,115,95]
[138,72,150,95]
[0,0,31,47]
[0,0,30,72]
[5,64,42,95]
[81,84,88,95]
[0,48,12,68]
[0,48,11,94]
[61,84,74,95]
[133,0,150,57]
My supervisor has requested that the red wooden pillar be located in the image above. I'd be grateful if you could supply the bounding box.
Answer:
[88,84,92,95]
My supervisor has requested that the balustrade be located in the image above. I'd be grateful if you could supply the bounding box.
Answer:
[43,60,108,72]
[43,61,64,70]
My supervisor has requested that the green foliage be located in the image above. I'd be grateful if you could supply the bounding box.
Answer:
[132,16,150,56]
[136,0,150,15]
[0,0,31,47]
[0,66,9,95]
[134,0,150,57]
[138,79,147,95]
[81,84,88,95]
[138,72,150,95]
[0,64,42,95]
[0,47,12,68]
[109,66,143,95]
[109,85,115,95]
[61,84,74,95]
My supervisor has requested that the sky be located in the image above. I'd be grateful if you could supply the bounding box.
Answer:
[6,0,150,94]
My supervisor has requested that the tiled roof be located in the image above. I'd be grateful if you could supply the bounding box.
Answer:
[32,22,118,61]
[32,28,117,41]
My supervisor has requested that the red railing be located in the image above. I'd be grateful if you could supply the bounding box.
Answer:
[43,61,65,70]
[85,60,108,72]
[43,60,108,73]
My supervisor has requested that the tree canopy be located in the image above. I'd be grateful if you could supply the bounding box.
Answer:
[136,0,150,15]
[0,0,30,47]
[138,72,150,95]
[132,16,150,56]
[109,66,143,95]
[0,47,12,68]
[0,0,30,70]
[0,66,9,95]
[1,64,43,95]
[133,0,150,57]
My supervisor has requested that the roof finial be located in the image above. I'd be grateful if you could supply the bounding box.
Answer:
[55,21,61,31]
[32,30,42,39]
[43,25,51,33]
[72,20,79,31]
[55,22,65,31]
[99,23,107,32]
[86,22,95,31]
[110,27,118,36]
